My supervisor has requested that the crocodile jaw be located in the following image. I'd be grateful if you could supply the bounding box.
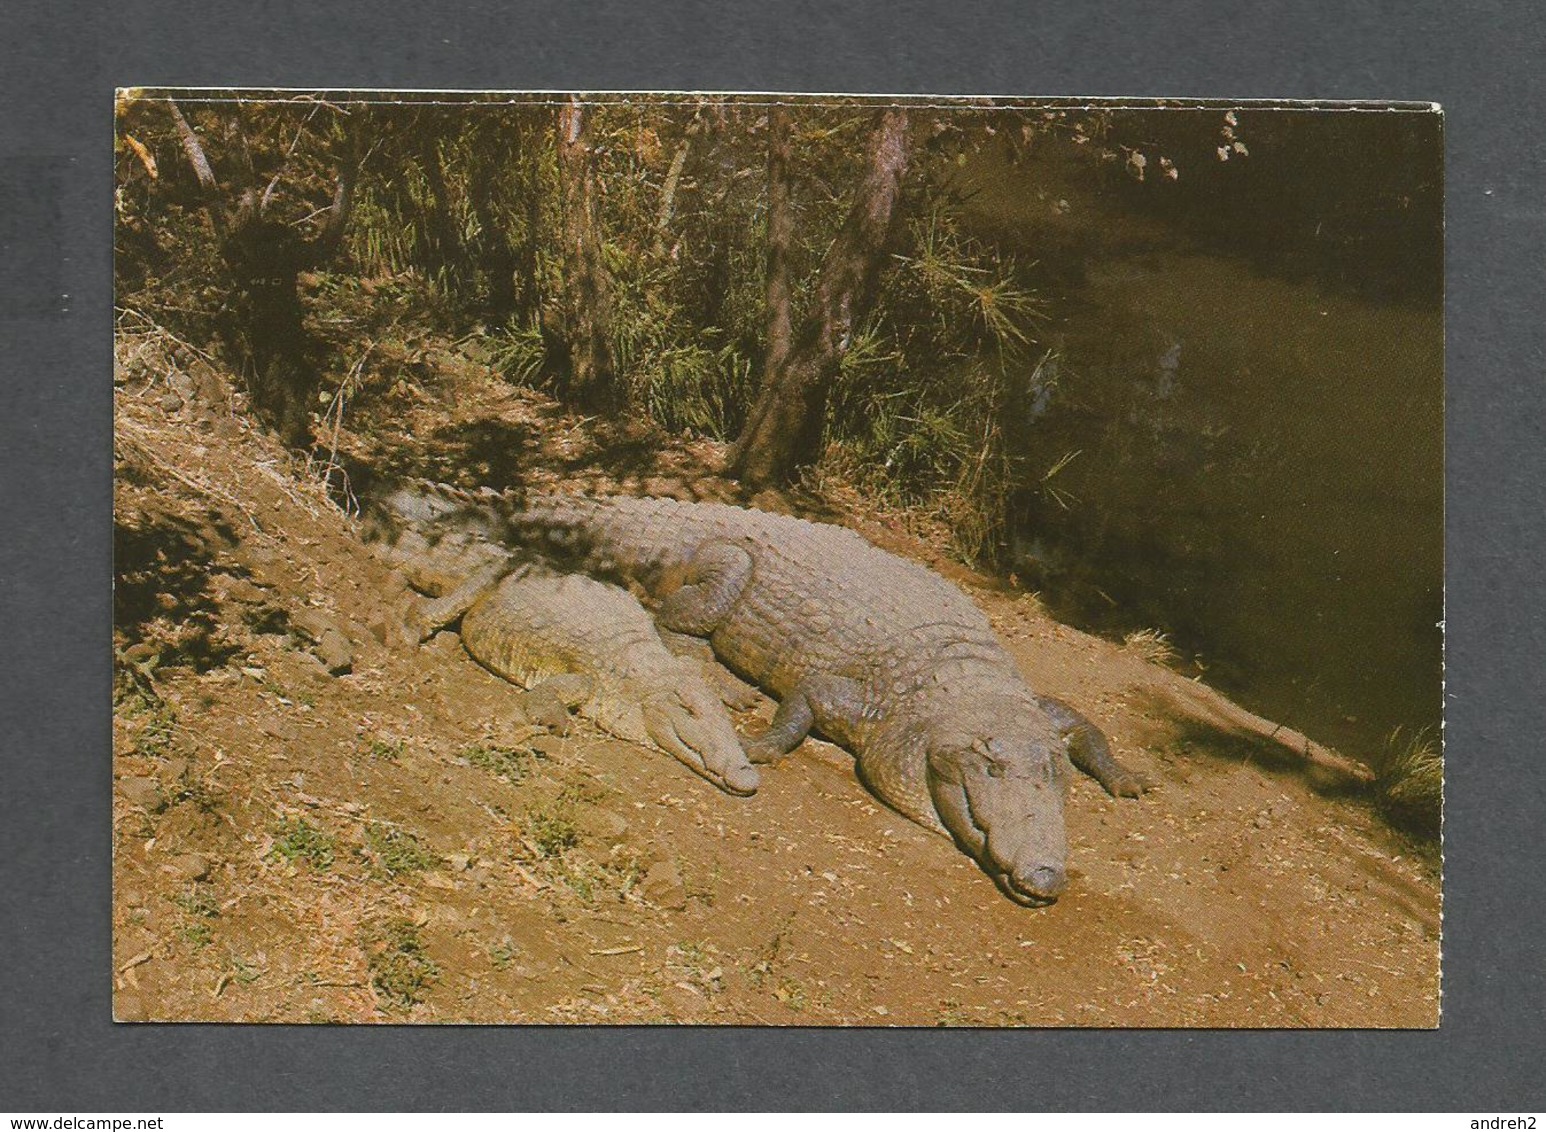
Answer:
[644,697,760,797]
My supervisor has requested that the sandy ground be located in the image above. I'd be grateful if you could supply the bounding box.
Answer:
[111,331,1440,1026]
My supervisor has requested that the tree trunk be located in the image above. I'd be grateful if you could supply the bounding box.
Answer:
[169,102,356,447]
[730,108,911,488]
[554,98,621,412]
[761,105,795,382]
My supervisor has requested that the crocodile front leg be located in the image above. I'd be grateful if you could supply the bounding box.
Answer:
[656,541,753,635]
[415,559,519,640]
[1035,694,1149,798]
[744,674,867,764]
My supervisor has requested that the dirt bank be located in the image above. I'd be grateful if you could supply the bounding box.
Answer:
[112,329,1440,1026]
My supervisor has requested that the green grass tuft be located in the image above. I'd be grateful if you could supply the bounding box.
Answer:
[268,817,337,872]
[366,738,405,762]
[1122,628,1179,667]
[365,918,439,1009]
[363,823,442,878]
[173,884,220,949]
[524,806,580,859]
[464,743,541,782]
[1374,726,1442,838]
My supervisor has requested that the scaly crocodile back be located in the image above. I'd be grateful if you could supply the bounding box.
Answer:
[479,491,1038,822]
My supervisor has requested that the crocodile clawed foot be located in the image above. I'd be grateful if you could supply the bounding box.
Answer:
[743,736,793,765]
[517,685,577,734]
[1107,769,1153,798]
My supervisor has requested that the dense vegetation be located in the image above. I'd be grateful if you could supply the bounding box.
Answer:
[114,93,1202,560]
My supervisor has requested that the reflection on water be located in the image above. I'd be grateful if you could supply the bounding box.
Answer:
[1011,250,1442,758]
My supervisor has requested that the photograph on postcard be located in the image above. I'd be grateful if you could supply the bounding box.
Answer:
[113,91,1441,1025]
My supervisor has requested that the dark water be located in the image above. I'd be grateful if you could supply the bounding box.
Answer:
[959,130,1443,760]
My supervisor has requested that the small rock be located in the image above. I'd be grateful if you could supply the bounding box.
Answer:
[159,756,192,784]
[290,607,340,643]
[158,392,184,413]
[364,611,393,646]
[385,602,429,651]
[118,776,165,813]
[165,853,211,881]
[167,370,198,404]
[222,576,270,605]
[642,858,688,911]
[314,628,354,675]
[427,630,463,657]
[122,641,160,665]
[446,853,473,872]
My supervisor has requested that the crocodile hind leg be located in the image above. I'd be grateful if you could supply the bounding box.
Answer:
[413,559,521,641]
[744,674,866,764]
[656,541,753,635]
[1035,694,1149,798]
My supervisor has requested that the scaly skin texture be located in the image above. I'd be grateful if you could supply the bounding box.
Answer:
[401,484,1147,906]
[363,497,759,796]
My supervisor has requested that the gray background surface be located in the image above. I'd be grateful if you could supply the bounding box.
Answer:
[2,0,1541,1111]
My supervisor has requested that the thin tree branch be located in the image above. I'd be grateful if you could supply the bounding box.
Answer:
[168,100,218,192]
[261,103,324,215]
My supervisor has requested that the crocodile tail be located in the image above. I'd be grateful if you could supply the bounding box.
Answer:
[363,479,659,580]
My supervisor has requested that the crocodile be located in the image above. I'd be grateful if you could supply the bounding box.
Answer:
[362,500,760,797]
[385,483,1148,905]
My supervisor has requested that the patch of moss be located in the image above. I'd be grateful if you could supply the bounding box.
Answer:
[366,737,405,762]
[268,816,336,871]
[524,806,579,859]
[363,822,441,878]
[464,743,540,782]
[365,918,439,1008]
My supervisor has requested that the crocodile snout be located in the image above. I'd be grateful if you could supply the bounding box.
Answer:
[1002,864,1067,905]
[645,697,760,796]
[717,760,761,797]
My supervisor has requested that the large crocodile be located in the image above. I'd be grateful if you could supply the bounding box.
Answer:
[387,483,1147,905]
[363,499,760,797]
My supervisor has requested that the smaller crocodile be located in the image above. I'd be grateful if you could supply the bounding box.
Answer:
[363,498,760,797]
